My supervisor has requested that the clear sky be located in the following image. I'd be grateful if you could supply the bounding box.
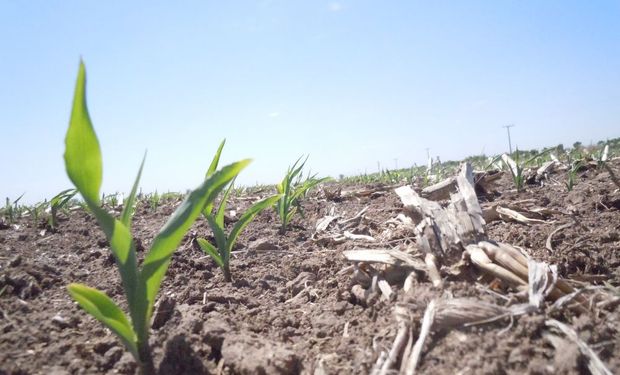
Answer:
[1,1,618,203]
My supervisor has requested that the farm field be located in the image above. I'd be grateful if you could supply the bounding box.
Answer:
[3,2,619,374]
[1,149,619,374]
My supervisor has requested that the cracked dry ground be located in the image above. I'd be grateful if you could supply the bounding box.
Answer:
[1,160,619,374]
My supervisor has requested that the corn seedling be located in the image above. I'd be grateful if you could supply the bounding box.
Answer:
[275,156,328,234]
[502,149,552,192]
[502,151,525,191]
[48,188,78,230]
[1,194,25,224]
[147,192,161,211]
[64,62,249,374]
[102,192,121,210]
[24,201,47,227]
[565,158,582,192]
[195,141,280,281]
[160,191,184,203]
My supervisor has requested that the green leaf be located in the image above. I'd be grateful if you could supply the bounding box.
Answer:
[286,207,297,223]
[206,214,228,261]
[64,61,103,205]
[203,139,226,217]
[215,179,235,229]
[120,152,147,229]
[50,188,77,208]
[290,155,308,180]
[206,139,226,178]
[87,207,140,321]
[11,193,25,206]
[197,238,224,268]
[138,159,250,333]
[294,177,329,200]
[228,194,281,252]
[67,283,138,359]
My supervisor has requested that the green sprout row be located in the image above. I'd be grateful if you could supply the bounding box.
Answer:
[1,189,78,230]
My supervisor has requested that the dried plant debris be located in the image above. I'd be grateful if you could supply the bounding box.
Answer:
[545,319,613,375]
[313,206,378,245]
[342,161,617,374]
[374,298,537,375]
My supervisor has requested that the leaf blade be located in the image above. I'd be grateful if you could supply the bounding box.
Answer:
[64,61,102,205]
[197,238,224,268]
[120,152,147,228]
[215,179,235,229]
[228,194,281,252]
[67,284,138,359]
[202,139,227,217]
[206,214,228,262]
[206,139,226,178]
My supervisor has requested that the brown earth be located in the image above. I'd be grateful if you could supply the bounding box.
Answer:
[1,161,619,375]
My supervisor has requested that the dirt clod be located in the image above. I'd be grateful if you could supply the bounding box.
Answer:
[221,333,302,374]
[152,295,176,329]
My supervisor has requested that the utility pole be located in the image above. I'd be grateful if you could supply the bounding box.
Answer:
[502,124,515,154]
[393,158,398,170]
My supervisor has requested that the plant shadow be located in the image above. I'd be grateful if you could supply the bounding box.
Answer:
[158,334,207,375]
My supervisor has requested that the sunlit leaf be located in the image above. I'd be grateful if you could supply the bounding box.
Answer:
[215,179,235,229]
[197,238,223,268]
[121,152,146,229]
[67,284,138,359]
[229,194,280,252]
[64,61,102,205]
[203,139,226,217]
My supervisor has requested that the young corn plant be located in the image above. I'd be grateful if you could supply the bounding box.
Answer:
[502,149,552,192]
[147,191,161,211]
[64,62,250,375]
[502,151,525,191]
[196,141,280,282]
[1,194,25,224]
[24,201,47,227]
[275,156,329,234]
[102,192,121,211]
[565,159,582,192]
[48,188,77,230]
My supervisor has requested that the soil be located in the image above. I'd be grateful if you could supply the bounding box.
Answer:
[1,160,619,375]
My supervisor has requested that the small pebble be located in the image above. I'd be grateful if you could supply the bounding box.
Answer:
[51,314,75,329]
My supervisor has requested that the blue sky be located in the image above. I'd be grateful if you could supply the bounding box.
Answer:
[1,1,618,203]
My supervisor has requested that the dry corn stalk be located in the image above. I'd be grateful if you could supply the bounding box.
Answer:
[394,164,579,304]
[376,298,535,375]
[362,162,608,374]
